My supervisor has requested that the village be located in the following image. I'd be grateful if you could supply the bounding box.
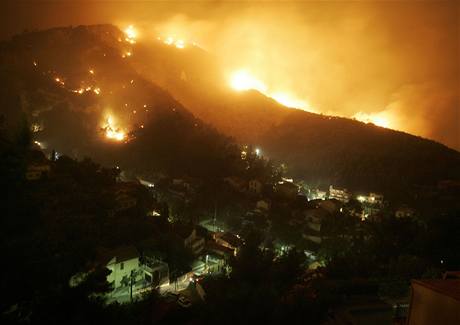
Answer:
[25,143,431,309]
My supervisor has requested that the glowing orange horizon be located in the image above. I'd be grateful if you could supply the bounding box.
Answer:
[353,111,393,129]
[229,69,315,112]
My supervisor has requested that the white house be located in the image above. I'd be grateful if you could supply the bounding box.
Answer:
[105,246,170,302]
[106,246,142,290]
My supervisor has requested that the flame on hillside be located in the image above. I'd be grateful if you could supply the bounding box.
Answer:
[230,69,267,92]
[353,111,393,129]
[159,36,189,49]
[124,25,137,44]
[229,69,314,112]
[102,115,126,141]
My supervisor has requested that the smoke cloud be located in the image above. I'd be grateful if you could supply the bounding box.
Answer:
[1,1,459,150]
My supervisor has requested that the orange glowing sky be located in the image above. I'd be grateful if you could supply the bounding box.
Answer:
[1,1,459,150]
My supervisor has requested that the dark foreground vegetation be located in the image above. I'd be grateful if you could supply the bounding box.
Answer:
[1,119,459,325]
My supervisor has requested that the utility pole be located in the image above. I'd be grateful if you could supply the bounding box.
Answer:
[130,270,135,303]
[213,200,217,232]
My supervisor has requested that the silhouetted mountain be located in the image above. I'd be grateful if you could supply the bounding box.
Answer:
[127,29,460,197]
[1,24,459,198]
[263,110,460,197]
[0,25,242,179]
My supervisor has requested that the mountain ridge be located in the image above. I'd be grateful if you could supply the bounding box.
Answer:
[1,24,459,199]
[0,24,243,179]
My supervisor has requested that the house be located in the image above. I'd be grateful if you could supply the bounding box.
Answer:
[368,192,384,205]
[329,185,351,202]
[192,253,227,276]
[106,246,143,290]
[276,181,299,200]
[357,192,384,205]
[213,232,244,255]
[407,276,460,325]
[248,179,263,195]
[206,241,235,259]
[103,246,170,302]
[177,226,206,256]
[142,253,169,288]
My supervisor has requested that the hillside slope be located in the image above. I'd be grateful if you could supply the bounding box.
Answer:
[127,30,460,196]
[0,25,242,179]
[262,110,460,195]
[1,24,458,197]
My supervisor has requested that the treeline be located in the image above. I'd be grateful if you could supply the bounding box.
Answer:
[0,128,191,324]
[318,208,460,297]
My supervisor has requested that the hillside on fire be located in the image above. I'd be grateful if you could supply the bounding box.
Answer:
[0,24,459,197]
[1,2,460,324]
[0,25,244,180]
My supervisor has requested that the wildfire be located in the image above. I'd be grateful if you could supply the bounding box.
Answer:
[230,70,267,92]
[353,112,392,129]
[164,37,174,45]
[124,25,137,44]
[229,70,313,111]
[72,86,101,95]
[54,77,65,86]
[270,92,310,110]
[175,39,185,49]
[102,116,126,141]
[160,36,187,49]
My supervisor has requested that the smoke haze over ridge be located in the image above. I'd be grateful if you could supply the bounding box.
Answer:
[2,0,459,150]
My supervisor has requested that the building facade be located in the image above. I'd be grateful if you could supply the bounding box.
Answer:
[329,185,351,202]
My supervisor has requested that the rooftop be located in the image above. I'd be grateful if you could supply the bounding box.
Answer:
[412,279,460,301]
[110,245,139,263]
[217,232,244,247]
[207,241,235,256]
